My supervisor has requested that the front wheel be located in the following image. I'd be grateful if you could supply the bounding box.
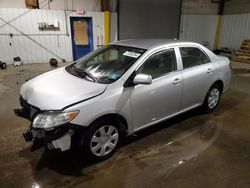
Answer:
[79,119,123,161]
[202,84,222,113]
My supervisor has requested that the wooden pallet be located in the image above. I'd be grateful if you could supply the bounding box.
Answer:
[232,39,250,64]
[238,49,250,54]
[232,57,250,64]
[235,51,250,56]
[232,54,250,63]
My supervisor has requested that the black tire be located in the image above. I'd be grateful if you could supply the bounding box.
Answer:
[78,118,123,161]
[49,58,58,67]
[202,83,222,113]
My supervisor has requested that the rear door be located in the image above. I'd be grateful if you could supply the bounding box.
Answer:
[130,48,183,130]
[177,46,214,110]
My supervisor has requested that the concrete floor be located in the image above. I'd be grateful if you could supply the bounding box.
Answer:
[0,61,250,188]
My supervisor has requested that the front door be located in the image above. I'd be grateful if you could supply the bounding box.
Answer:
[130,48,183,130]
[70,17,94,61]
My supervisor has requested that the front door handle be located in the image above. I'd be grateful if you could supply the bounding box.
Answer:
[207,68,213,74]
[173,78,182,84]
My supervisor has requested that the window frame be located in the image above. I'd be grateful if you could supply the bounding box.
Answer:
[134,47,179,80]
[177,46,211,70]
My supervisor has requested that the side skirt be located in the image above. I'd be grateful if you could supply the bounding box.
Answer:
[131,103,202,134]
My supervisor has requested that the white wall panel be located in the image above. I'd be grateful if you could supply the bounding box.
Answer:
[0,0,101,10]
[110,13,118,43]
[219,14,250,49]
[179,14,217,50]
[38,0,101,11]
[0,0,26,8]
[0,8,104,64]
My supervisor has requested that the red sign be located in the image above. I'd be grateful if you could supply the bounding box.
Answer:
[76,8,85,14]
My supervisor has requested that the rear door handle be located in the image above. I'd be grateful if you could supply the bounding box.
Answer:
[173,78,182,84]
[207,68,213,74]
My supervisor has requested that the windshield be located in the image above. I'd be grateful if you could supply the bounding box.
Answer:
[66,45,146,84]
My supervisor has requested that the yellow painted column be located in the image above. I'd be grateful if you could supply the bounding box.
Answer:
[214,15,222,49]
[104,11,110,45]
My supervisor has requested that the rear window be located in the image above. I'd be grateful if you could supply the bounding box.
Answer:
[180,47,210,69]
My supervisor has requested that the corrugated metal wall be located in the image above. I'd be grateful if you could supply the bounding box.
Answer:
[179,14,217,50]
[219,14,250,49]
[180,14,250,50]
[0,8,104,64]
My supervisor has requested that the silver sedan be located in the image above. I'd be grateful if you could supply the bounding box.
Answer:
[16,39,231,161]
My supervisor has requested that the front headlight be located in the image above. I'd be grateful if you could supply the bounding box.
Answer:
[32,111,79,130]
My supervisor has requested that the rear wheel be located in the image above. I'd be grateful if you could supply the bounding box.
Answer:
[79,119,123,161]
[203,83,222,112]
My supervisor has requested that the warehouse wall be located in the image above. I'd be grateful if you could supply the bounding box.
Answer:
[180,0,250,50]
[181,0,250,15]
[219,14,250,49]
[0,8,104,64]
[119,0,181,39]
[0,0,101,11]
[179,14,217,49]
[179,13,250,50]
[181,0,218,15]
[0,0,26,8]
[224,0,250,15]
[178,0,217,49]
[39,0,101,11]
[219,0,250,49]
[110,12,117,42]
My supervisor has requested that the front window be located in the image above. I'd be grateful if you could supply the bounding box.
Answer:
[66,45,146,84]
[137,48,177,79]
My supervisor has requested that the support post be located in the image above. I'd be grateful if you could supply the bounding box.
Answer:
[214,15,222,49]
[213,0,225,49]
[104,11,110,44]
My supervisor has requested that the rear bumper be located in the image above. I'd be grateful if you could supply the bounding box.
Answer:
[223,72,231,93]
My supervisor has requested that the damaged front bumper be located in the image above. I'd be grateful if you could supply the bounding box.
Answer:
[14,107,30,120]
[23,124,78,152]
[15,96,81,152]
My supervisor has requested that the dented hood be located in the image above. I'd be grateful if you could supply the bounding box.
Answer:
[20,67,107,110]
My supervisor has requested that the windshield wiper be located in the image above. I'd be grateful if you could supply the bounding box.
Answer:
[80,71,97,82]
[71,64,97,82]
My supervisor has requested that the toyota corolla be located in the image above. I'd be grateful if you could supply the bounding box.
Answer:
[14,39,231,161]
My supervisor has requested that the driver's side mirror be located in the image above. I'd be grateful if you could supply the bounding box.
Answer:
[133,74,152,85]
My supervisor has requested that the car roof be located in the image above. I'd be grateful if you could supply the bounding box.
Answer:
[112,39,192,50]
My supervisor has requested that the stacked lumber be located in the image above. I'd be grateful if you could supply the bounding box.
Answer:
[232,39,250,63]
